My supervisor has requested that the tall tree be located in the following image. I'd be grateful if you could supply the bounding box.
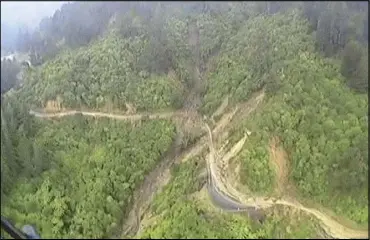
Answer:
[341,40,367,91]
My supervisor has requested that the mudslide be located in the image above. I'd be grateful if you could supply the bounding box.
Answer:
[29,90,368,239]
[206,123,369,239]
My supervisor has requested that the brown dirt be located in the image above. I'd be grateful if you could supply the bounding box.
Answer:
[44,99,64,113]
[120,131,186,238]
[269,137,289,194]
[29,109,186,121]
[31,88,368,239]
[213,134,368,239]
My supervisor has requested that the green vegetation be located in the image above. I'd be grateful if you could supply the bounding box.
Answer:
[249,53,366,223]
[1,58,21,93]
[229,44,368,223]
[140,157,321,239]
[1,1,368,239]
[238,133,274,195]
[201,12,314,114]
[199,5,368,225]
[1,97,176,238]
[20,34,184,111]
[262,207,324,239]
[341,40,368,92]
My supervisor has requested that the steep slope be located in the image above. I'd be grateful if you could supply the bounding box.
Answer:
[1,99,177,238]
[201,12,314,115]
[24,98,367,239]
[135,9,368,239]
[226,52,368,225]
[211,13,368,226]
[17,33,184,112]
[1,2,368,240]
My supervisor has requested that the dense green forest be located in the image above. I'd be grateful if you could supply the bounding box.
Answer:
[204,9,368,224]
[20,34,185,111]
[1,1,368,239]
[1,94,176,238]
[12,2,368,108]
[229,49,368,223]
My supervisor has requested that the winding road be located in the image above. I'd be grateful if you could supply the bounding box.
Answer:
[205,120,368,239]
[29,109,186,120]
[29,96,368,239]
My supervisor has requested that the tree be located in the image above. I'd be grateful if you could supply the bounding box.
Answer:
[341,40,367,92]
[1,59,21,93]
[16,27,31,52]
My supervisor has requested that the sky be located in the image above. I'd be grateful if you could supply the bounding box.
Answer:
[1,1,69,30]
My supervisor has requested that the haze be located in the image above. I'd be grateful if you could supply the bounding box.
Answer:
[1,1,67,30]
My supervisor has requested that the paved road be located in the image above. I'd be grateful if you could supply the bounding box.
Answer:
[30,106,368,239]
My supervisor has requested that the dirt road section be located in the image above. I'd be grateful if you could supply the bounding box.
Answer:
[30,88,368,239]
[29,109,186,120]
[210,134,368,239]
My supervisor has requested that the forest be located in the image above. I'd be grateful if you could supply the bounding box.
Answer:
[19,34,185,112]
[1,1,368,239]
[205,9,368,224]
[1,58,21,93]
[1,93,176,238]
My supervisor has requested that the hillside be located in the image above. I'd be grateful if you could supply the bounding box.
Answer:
[1,2,368,239]
[19,34,185,112]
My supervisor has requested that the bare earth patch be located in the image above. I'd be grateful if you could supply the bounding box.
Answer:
[120,149,175,238]
[214,135,368,238]
[269,137,289,194]
[212,135,368,238]
[31,88,368,239]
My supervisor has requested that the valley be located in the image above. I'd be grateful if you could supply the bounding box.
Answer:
[1,2,367,239]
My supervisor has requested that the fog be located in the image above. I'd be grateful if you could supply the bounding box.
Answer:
[1,1,69,54]
[1,1,67,30]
